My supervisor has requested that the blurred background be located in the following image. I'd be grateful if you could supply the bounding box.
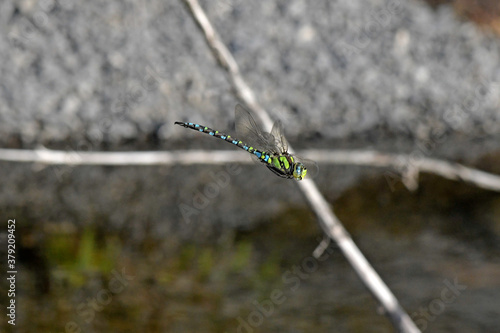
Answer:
[1,0,500,332]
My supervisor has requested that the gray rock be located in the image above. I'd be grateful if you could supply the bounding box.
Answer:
[1,0,500,233]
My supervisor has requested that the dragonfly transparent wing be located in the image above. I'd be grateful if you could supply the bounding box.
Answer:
[235,104,281,154]
[294,155,319,179]
[270,120,288,154]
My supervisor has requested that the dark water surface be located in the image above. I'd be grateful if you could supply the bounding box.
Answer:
[2,172,500,333]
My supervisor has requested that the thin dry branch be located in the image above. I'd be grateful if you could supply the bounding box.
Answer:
[305,150,500,192]
[2,148,499,193]
[0,148,249,165]
[181,0,420,332]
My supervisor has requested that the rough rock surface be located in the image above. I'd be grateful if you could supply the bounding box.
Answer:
[1,0,500,235]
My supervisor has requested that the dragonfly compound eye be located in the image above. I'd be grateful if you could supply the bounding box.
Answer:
[293,163,307,180]
[176,104,316,181]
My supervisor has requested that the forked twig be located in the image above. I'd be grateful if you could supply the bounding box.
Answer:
[305,150,500,192]
[181,0,420,332]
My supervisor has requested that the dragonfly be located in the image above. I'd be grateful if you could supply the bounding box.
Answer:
[175,104,317,180]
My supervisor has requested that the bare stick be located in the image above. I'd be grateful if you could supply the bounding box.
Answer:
[0,148,249,165]
[180,0,274,131]
[181,0,420,331]
[305,149,500,192]
[2,147,498,192]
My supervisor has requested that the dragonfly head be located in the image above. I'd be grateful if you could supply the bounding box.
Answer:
[293,162,307,180]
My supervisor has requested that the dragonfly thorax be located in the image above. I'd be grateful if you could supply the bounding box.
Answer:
[175,104,317,181]
[265,153,307,180]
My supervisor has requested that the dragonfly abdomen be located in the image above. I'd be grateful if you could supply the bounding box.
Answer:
[174,104,313,181]
[174,121,274,163]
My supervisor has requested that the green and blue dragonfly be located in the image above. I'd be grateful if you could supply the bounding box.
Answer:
[175,104,317,180]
